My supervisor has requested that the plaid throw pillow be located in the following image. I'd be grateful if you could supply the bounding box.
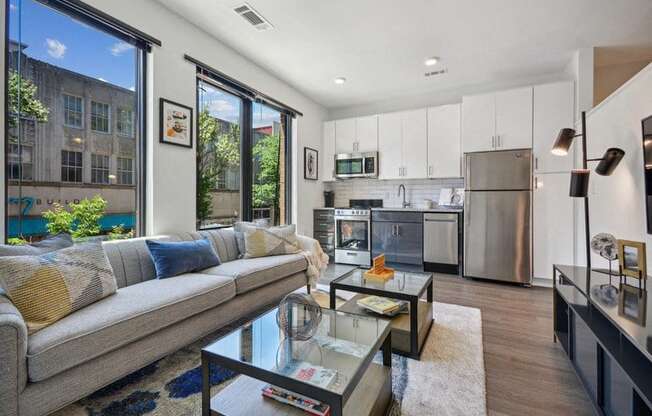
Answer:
[242,224,302,259]
[0,241,117,333]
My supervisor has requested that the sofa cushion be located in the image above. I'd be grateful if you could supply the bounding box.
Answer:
[201,253,307,294]
[26,273,235,382]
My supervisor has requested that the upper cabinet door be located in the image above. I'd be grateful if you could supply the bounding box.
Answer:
[378,112,403,180]
[428,104,461,178]
[462,93,496,153]
[322,121,336,181]
[401,108,428,179]
[335,118,356,153]
[355,115,378,153]
[533,81,574,173]
[495,87,533,150]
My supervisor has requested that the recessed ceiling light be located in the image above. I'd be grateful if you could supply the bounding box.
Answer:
[424,57,439,66]
[334,77,346,85]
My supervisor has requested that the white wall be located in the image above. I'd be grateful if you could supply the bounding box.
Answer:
[576,63,652,268]
[2,0,327,238]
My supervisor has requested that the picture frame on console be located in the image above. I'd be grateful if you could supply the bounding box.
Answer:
[617,239,647,280]
[618,283,647,325]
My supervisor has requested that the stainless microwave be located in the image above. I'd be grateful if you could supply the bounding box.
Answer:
[335,152,378,179]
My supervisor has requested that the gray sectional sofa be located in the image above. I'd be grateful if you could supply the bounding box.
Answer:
[0,228,311,416]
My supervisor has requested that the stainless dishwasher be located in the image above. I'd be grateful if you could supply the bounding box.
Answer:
[423,212,459,274]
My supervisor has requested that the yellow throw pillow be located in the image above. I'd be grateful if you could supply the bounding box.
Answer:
[243,224,302,258]
[0,241,117,333]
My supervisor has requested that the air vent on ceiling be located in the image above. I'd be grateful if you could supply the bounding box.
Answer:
[233,3,273,31]
[425,68,448,78]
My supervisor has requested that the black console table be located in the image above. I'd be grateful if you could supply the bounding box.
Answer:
[553,265,652,416]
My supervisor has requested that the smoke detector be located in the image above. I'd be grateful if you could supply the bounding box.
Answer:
[425,68,448,78]
[233,3,274,31]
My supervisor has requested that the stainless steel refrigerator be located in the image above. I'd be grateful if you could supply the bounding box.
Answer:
[464,149,532,285]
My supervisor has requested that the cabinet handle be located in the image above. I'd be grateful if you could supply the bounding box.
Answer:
[491,136,495,149]
[535,157,539,170]
[428,165,433,176]
[497,135,501,148]
[534,177,538,189]
[396,225,401,236]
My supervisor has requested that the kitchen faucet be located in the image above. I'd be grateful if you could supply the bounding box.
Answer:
[398,184,410,208]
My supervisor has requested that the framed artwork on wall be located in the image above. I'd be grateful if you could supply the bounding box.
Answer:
[304,147,318,180]
[160,98,193,148]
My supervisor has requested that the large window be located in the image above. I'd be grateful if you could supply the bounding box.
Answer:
[63,94,83,128]
[91,154,110,184]
[196,80,242,228]
[61,150,82,183]
[195,70,293,230]
[252,102,286,226]
[117,157,133,185]
[90,101,110,133]
[6,0,149,240]
[116,107,134,137]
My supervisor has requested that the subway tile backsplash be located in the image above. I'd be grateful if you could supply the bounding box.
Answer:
[324,178,464,208]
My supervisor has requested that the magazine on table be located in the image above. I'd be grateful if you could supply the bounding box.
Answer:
[282,361,337,389]
[261,384,331,416]
[357,295,408,316]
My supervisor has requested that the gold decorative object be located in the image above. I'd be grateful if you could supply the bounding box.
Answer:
[364,254,395,281]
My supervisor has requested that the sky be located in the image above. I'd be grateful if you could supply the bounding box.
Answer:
[9,0,136,90]
[199,80,281,128]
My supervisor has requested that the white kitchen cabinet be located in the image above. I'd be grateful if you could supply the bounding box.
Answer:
[462,86,533,152]
[533,172,574,280]
[495,87,533,150]
[355,115,378,152]
[378,112,403,180]
[335,118,356,153]
[334,116,378,154]
[322,121,336,181]
[533,81,574,173]
[462,93,495,153]
[428,104,461,177]
[402,108,428,179]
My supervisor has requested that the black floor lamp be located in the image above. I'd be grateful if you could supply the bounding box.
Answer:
[551,111,625,271]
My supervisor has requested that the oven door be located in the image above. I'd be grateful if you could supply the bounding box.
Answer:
[335,154,364,178]
[335,216,370,251]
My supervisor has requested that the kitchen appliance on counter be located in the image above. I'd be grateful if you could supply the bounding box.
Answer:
[334,152,378,179]
[423,212,460,274]
[334,199,382,266]
[323,191,334,208]
[464,149,532,285]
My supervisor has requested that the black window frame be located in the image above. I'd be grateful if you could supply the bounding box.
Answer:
[90,153,110,184]
[195,71,295,229]
[117,156,134,185]
[4,0,159,240]
[61,149,83,183]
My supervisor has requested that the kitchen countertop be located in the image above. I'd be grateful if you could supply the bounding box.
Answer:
[313,207,463,213]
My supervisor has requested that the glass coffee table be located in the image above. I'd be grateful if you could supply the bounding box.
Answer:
[202,304,392,416]
[330,268,434,359]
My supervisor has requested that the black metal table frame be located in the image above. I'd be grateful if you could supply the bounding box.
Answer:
[329,271,434,359]
[201,311,392,416]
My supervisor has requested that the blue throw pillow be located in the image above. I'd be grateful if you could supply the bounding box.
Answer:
[146,239,221,279]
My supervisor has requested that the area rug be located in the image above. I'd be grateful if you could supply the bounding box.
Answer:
[55,293,486,416]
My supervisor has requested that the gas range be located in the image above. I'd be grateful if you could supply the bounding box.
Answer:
[333,199,382,267]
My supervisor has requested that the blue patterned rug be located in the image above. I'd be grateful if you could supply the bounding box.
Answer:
[54,294,486,416]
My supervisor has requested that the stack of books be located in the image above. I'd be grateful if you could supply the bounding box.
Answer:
[262,362,335,415]
[357,295,407,316]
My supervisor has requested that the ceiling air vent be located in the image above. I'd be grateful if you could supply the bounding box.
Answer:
[233,3,273,31]
[425,68,448,78]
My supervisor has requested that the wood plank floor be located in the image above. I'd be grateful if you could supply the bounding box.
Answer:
[433,274,593,416]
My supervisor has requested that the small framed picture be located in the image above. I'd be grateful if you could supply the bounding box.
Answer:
[160,98,193,148]
[619,283,647,325]
[618,239,647,279]
[304,147,318,180]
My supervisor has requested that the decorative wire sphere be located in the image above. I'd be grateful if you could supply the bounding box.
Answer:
[276,293,322,341]
[591,233,618,261]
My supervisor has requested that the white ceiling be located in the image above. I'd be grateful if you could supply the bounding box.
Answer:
[154,0,652,110]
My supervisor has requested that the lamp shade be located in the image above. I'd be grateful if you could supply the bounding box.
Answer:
[594,148,625,176]
[570,169,590,197]
[552,128,577,156]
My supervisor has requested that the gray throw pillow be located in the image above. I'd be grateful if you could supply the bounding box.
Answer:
[0,233,73,257]
[0,240,118,333]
